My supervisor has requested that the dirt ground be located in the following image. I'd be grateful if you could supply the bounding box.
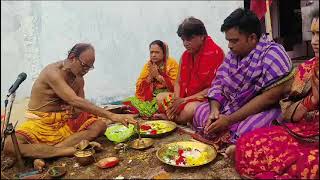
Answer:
[1,99,241,179]
[1,132,240,179]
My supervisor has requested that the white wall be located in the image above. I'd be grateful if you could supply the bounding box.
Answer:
[1,1,243,106]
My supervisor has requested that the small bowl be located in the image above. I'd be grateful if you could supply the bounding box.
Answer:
[74,149,95,166]
[48,166,66,178]
[129,138,154,150]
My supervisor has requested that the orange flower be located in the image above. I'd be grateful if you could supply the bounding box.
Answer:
[245,150,252,158]
[262,146,270,152]
[255,140,261,145]
[273,166,280,173]
[311,165,318,175]
[266,156,274,165]
[308,155,316,163]
[301,168,310,179]
[249,159,259,166]
[260,138,267,143]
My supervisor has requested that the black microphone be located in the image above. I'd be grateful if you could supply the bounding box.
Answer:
[7,72,27,97]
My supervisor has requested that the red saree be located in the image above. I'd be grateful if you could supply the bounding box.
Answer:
[235,57,319,179]
[179,36,224,98]
[160,36,224,114]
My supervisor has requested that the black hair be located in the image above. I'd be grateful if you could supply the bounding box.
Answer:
[149,40,167,62]
[177,17,207,38]
[149,40,165,54]
[221,8,262,39]
[67,43,94,59]
[310,7,319,20]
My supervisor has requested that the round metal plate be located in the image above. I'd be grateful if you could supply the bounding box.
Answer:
[156,141,217,167]
[139,120,177,138]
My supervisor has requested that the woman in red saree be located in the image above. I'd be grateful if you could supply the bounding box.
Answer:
[157,17,224,124]
[234,10,319,179]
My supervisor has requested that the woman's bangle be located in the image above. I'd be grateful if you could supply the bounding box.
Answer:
[301,94,317,111]
[290,100,303,121]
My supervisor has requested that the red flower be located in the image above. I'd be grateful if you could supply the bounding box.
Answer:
[178,149,184,155]
[140,124,152,130]
[150,130,157,135]
[175,156,185,165]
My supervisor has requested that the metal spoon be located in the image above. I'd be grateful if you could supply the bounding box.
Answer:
[136,121,142,147]
[136,121,142,140]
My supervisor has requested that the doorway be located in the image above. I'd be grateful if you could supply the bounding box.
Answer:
[278,0,302,51]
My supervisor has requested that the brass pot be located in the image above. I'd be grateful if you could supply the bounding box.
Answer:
[74,149,95,166]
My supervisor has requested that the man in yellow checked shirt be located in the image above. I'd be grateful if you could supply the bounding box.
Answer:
[3,43,137,160]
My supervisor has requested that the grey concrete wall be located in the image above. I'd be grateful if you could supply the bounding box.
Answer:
[1,1,242,106]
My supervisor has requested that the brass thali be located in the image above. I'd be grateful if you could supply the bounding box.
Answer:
[156,141,217,167]
[139,120,177,138]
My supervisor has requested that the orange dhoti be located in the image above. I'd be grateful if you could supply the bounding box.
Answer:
[16,110,97,145]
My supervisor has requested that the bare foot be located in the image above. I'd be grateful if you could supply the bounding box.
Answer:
[223,145,236,161]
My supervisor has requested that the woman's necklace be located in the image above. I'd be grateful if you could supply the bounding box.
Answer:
[159,62,165,72]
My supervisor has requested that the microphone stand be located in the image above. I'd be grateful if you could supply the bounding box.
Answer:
[1,92,24,169]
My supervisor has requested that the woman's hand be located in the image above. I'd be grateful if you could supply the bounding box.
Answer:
[148,62,160,79]
[166,97,186,120]
[155,74,165,84]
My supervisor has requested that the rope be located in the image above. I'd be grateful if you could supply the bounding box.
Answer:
[27,99,59,111]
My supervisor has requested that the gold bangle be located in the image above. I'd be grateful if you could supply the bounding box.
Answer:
[290,100,303,121]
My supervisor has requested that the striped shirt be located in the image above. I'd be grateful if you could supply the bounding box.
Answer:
[193,34,292,142]
[208,35,291,114]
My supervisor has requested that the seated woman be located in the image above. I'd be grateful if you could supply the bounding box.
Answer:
[234,10,319,179]
[123,40,179,119]
[156,17,224,124]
